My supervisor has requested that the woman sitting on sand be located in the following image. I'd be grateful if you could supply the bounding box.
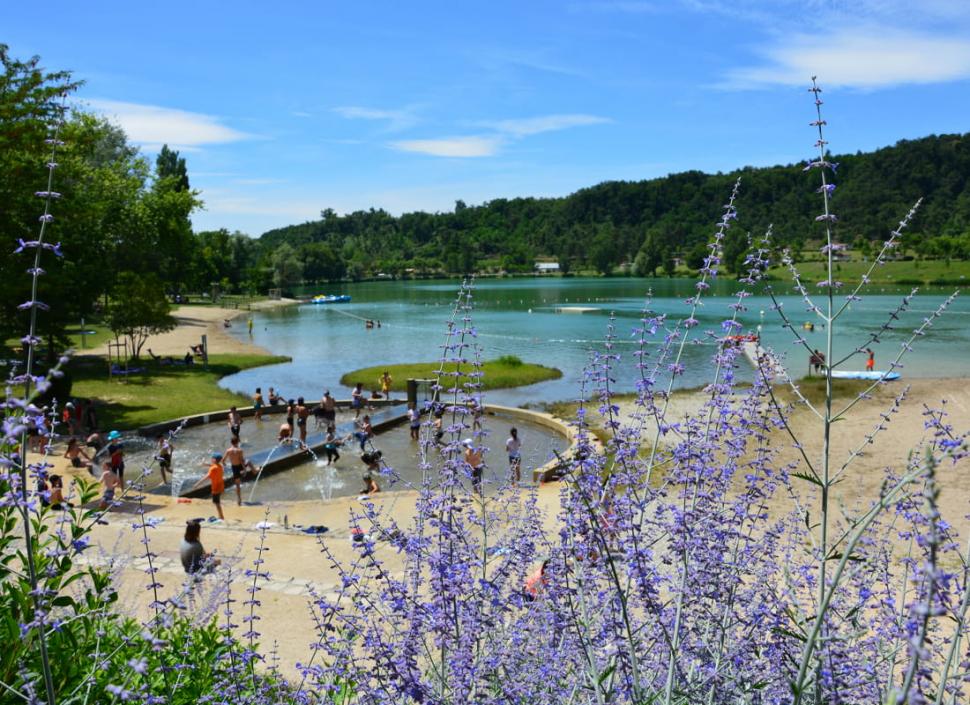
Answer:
[180,520,221,575]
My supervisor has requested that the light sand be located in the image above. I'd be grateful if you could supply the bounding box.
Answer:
[85,299,297,358]
[37,376,968,680]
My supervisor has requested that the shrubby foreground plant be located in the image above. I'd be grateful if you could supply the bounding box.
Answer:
[3,80,968,704]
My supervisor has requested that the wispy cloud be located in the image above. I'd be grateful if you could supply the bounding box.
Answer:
[390,135,505,158]
[722,28,970,89]
[484,113,611,137]
[332,105,419,132]
[392,113,610,158]
[84,99,251,150]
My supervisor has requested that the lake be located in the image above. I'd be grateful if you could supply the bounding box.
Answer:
[219,277,968,406]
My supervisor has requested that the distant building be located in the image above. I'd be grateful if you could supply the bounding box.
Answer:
[535,261,560,273]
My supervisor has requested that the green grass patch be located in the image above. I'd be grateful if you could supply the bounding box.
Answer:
[779,377,875,407]
[65,323,114,350]
[68,353,289,430]
[340,358,561,392]
[766,258,970,287]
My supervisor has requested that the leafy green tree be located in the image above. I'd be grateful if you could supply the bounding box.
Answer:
[105,272,176,359]
[633,229,663,277]
[686,242,708,270]
[271,242,303,290]
[301,242,344,282]
[589,222,618,275]
[722,229,749,276]
[156,144,189,191]
[662,248,676,277]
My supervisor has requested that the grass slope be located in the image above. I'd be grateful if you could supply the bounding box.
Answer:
[69,353,290,430]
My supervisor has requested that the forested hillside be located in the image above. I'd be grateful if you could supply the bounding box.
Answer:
[258,132,970,279]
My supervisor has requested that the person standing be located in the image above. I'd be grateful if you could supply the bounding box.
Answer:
[223,436,255,506]
[320,390,336,427]
[155,435,173,484]
[106,431,125,488]
[408,403,421,441]
[355,415,373,452]
[253,387,264,421]
[866,348,875,372]
[379,371,393,401]
[506,427,522,485]
[322,426,344,464]
[463,439,484,494]
[296,397,310,444]
[190,453,226,521]
[227,406,243,440]
[285,399,296,436]
[98,462,121,511]
[351,383,364,419]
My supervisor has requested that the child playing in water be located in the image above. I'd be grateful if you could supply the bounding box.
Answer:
[408,403,421,441]
[63,437,92,470]
[227,406,242,440]
[99,462,121,511]
[156,435,173,484]
[278,422,292,444]
[190,453,226,521]
[223,436,256,506]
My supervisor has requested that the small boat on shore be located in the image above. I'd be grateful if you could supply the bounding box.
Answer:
[311,294,351,304]
[830,370,901,381]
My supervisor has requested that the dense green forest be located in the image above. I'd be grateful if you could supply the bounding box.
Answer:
[258,132,970,281]
[4,44,970,356]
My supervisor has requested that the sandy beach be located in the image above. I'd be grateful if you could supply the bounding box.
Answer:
[85,299,298,358]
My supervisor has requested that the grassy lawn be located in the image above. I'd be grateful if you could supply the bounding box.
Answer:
[765,257,970,287]
[68,353,289,430]
[65,322,114,350]
[339,356,562,392]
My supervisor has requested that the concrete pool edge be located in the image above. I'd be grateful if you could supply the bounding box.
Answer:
[140,402,581,499]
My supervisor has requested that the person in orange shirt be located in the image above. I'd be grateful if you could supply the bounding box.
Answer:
[865,348,875,371]
[190,452,226,520]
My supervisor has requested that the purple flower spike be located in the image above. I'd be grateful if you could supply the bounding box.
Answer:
[17,300,50,312]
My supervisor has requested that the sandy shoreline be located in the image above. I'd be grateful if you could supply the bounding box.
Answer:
[85,299,298,358]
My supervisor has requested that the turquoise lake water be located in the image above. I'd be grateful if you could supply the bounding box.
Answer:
[219,277,968,406]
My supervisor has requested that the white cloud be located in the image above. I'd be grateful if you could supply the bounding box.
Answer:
[84,99,251,149]
[389,135,505,158]
[485,113,611,137]
[332,105,419,132]
[723,28,970,89]
[389,114,609,158]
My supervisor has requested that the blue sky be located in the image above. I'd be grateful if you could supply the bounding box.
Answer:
[6,1,970,236]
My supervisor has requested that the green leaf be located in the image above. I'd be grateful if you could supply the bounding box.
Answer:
[791,471,823,487]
